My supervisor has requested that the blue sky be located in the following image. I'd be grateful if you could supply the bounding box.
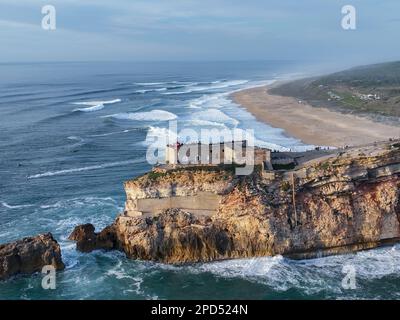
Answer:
[1,0,400,65]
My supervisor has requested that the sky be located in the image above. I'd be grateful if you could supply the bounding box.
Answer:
[0,0,400,66]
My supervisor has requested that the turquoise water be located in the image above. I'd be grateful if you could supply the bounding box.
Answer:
[1,61,399,299]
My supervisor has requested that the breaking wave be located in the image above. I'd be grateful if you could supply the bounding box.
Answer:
[135,81,197,87]
[182,119,227,128]
[66,135,85,148]
[143,126,177,145]
[162,80,249,95]
[89,129,139,137]
[28,159,143,179]
[1,202,35,209]
[188,93,229,109]
[161,244,400,297]
[134,82,165,86]
[191,109,239,126]
[72,99,121,112]
[103,110,177,121]
[135,88,167,94]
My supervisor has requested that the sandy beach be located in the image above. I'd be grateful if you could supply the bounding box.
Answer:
[232,84,400,147]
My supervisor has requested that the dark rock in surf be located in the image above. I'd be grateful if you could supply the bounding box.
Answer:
[68,223,116,253]
[0,233,65,280]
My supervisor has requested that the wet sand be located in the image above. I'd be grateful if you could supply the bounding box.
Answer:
[232,84,400,147]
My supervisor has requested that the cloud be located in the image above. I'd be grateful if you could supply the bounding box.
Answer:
[0,16,191,62]
[0,0,400,62]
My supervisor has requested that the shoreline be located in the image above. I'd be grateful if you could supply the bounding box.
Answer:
[232,83,400,148]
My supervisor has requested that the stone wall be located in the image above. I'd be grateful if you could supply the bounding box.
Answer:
[127,192,222,217]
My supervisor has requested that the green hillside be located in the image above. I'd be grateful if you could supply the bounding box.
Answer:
[270,61,400,118]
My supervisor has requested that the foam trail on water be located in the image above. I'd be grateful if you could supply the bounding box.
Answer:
[103,110,177,121]
[135,88,167,94]
[1,202,35,209]
[188,93,229,109]
[180,80,317,152]
[66,135,85,148]
[135,81,197,87]
[169,244,400,296]
[28,159,143,179]
[182,119,227,128]
[89,129,137,137]
[147,126,175,137]
[135,82,165,86]
[191,109,240,126]
[72,99,121,112]
[162,80,249,95]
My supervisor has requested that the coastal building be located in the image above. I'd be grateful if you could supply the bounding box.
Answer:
[358,93,381,101]
[165,141,272,169]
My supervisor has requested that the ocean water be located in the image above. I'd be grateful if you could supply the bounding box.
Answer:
[0,61,399,300]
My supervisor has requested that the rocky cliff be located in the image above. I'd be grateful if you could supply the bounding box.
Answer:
[0,233,65,280]
[70,140,400,263]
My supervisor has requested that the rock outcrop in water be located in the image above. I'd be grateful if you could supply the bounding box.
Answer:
[70,140,400,263]
[0,233,65,280]
[68,223,116,252]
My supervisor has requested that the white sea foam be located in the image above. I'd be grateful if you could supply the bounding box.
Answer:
[55,212,116,233]
[187,104,202,109]
[135,82,165,86]
[183,119,227,128]
[106,260,136,280]
[147,125,173,137]
[181,80,318,151]
[40,203,63,209]
[135,88,167,94]
[131,79,316,152]
[66,135,85,148]
[188,92,228,109]
[28,159,143,179]
[189,255,285,279]
[89,129,136,137]
[162,80,249,95]
[143,126,177,146]
[135,81,197,87]
[1,202,34,209]
[172,244,400,296]
[72,99,121,112]
[105,260,152,297]
[207,79,248,89]
[104,110,177,121]
[139,82,306,150]
[40,196,119,210]
[144,124,237,146]
[191,109,239,126]
[38,197,122,235]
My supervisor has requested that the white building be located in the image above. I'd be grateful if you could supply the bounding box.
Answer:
[165,141,272,169]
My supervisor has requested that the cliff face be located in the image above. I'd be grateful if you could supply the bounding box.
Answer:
[70,141,400,263]
[123,167,236,216]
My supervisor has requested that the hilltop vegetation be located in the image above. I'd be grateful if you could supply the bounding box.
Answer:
[270,61,400,119]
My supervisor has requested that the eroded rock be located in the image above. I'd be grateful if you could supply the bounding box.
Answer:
[68,224,116,252]
[0,233,65,280]
[70,140,400,263]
